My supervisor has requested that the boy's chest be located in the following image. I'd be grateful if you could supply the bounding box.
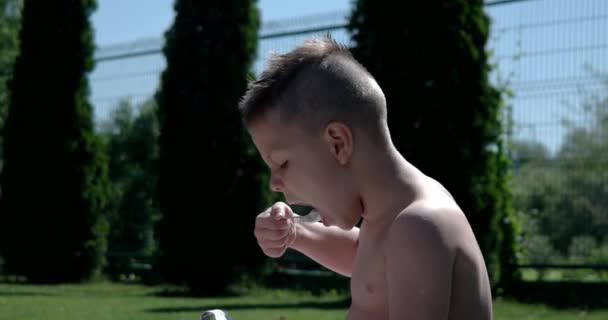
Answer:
[350,228,389,312]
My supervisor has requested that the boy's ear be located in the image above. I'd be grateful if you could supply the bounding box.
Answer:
[323,122,353,165]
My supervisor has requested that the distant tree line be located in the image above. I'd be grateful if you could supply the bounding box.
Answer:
[510,75,608,277]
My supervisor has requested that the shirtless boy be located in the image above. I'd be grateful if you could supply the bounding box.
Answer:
[238,35,493,320]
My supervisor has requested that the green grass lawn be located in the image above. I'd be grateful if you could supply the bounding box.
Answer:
[0,282,606,320]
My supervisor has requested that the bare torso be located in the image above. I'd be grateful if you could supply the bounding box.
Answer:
[346,178,493,320]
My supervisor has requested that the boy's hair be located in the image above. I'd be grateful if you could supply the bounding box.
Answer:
[238,34,387,138]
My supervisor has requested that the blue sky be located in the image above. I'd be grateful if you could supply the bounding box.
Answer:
[89,0,608,154]
[89,0,353,122]
[91,0,351,46]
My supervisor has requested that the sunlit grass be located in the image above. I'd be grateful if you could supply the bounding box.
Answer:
[0,282,606,320]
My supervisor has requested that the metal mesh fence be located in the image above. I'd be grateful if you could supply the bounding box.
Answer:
[486,0,608,279]
[89,0,608,276]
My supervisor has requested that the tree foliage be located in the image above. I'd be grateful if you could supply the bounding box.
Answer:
[0,0,110,283]
[348,0,518,289]
[512,75,608,268]
[98,99,159,272]
[155,0,269,293]
[0,0,21,191]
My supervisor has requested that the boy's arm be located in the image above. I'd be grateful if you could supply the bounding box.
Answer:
[385,211,453,320]
[290,222,359,277]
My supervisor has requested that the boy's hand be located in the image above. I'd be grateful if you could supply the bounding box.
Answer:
[254,202,297,258]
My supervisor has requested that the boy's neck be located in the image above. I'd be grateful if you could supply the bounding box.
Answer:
[357,143,424,225]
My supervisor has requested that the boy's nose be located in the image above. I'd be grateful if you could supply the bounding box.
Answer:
[269,174,284,192]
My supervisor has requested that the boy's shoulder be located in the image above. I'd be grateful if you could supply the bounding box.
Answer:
[395,176,467,232]
[395,201,457,227]
[380,186,493,320]
[385,197,466,255]
[379,198,461,318]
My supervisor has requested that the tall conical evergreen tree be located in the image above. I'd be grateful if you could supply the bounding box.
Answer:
[348,0,519,290]
[0,0,110,283]
[155,0,268,293]
[0,0,22,195]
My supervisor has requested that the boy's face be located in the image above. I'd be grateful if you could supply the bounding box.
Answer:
[248,110,362,230]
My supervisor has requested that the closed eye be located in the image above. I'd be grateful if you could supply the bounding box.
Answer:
[280,161,289,170]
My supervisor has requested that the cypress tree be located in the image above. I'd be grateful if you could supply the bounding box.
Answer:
[0,0,110,283]
[348,0,519,290]
[0,0,22,197]
[155,0,267,293]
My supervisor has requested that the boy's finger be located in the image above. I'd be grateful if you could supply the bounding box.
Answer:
[258,220,290,230]
[264,247,285,258]
[255,227,290,241]
[270,202,289,220]
[259,238,289,250]
[257,215,290,229]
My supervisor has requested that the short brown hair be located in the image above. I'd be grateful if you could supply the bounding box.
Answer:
[238,34,387,136]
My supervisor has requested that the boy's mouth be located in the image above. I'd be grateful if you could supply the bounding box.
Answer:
[289,203,323,223]
[289,203,315,216]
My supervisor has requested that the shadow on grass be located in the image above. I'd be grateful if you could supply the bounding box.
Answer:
[145,298,351,314]
[146,274,350,298]
[508,281,608,309]
[149,288,243,298]
[0,290,56,297]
